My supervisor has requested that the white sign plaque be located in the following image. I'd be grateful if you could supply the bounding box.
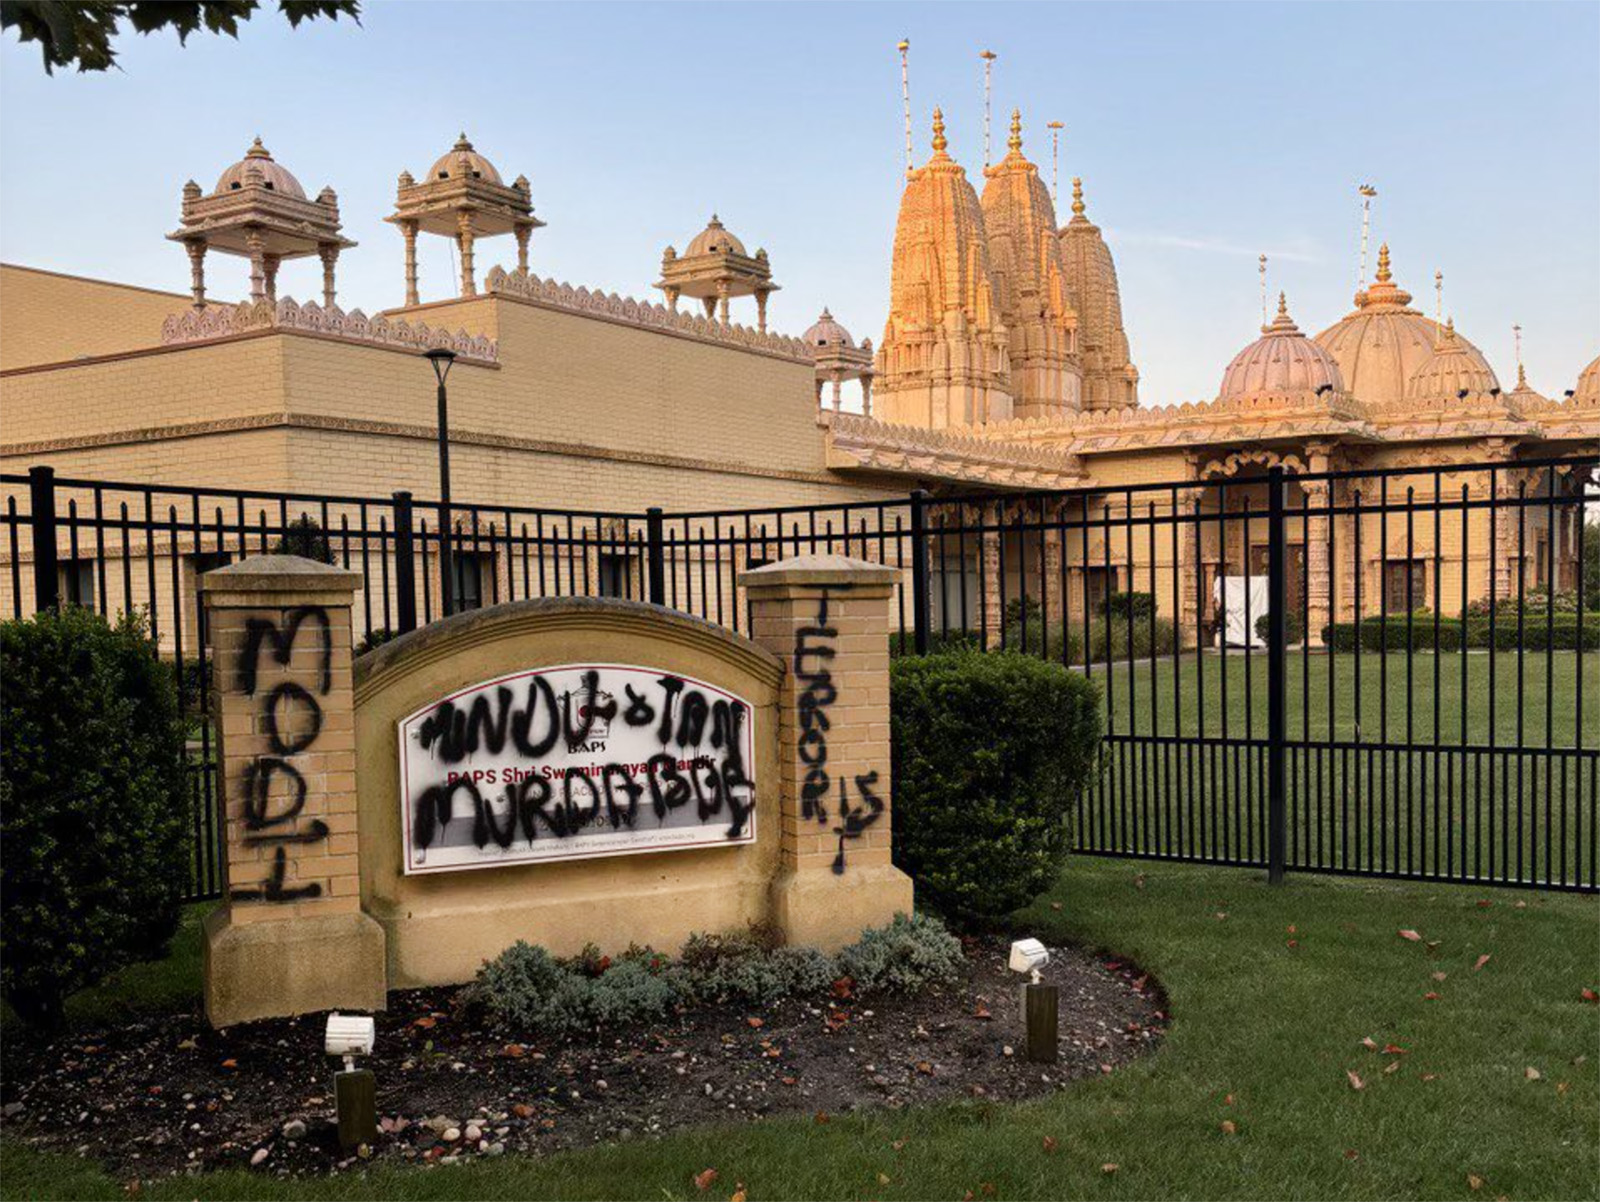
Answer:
[398,663,757,874]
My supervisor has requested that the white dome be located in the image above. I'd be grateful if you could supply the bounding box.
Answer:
[213,138,306,199]
[1218,294,1345,400]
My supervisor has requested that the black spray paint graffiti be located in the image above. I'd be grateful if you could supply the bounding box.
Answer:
[410,670,754,855]
[793,590,884,874]
[229,605,333,904]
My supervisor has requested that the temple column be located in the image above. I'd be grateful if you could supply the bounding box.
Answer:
[756,288,770,334]
[1180,489,1202,647]
[702,296,718,320]
[514,224,531,274]
[262,254,281,303]
[456,211,477,297]
[1301,479,1332,644]
[664,286,680,313]
[401,219,420,307]
[716,280,731,326]
[830,372,843,411]
[1043,506,1064,624]
[245,229,266,303]
[185,239,208,309]
[318,244,339,309]
[981,503,1003,648]
[861,375,873,418]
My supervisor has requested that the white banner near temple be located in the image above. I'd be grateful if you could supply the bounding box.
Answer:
[398,663,757,874]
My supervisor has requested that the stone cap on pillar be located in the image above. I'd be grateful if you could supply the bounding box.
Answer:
[200,554,363,608]
[739,553,900,597]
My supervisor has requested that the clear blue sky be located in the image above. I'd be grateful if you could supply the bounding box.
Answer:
[3,2,1596,403]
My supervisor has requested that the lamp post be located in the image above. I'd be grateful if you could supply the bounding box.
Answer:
[423,347,458,616]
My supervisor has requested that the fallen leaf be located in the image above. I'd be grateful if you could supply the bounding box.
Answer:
[693,1169,718,1191]
[1223,1093,1235,1105]
[1215,912,1228,921]
[878,1173,892,1186]
[980,1185,996,1198]
[1101,1163,1119,1174]
[1287,939,1300,949]
[1287,925,1297,934]
[973,1004,992,1020]
[1051,901,1064,910]
[780,1076,797,1086]
[1383,1061,1402,1075]
[1473,954,1491,971]
[1382,1044,1407,1055]
[1580,988,1598,1004]
[1557,1081,1570,1095]
[1468,1174,1484,1191]
[1421,1073,1439,1082]
[746,1016,765,1029]
[731,1189,747,1202]
[1525,1066,1542,1081]
[502,1043,526,1058]
[512,1103,533,1118]
[1042,1136,1058,1154]
[1347,1070,1366,1091]
[915,1060,934,1075]
[830,977,854,1000]
[892,1140,905,1151]
[1398,929,1422,942]
[1344,1149,1359,1161]
[1431,971,1448,982]
[1220,1120,1237,1135]
[220,1059,238,1070]
[1423,991,1441,1001]
[412,1016,436,1029]
[1360,1037,1379,1051]
[814,1111,830,1124]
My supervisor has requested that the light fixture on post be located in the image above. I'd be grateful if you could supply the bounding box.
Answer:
[423,347,458,616]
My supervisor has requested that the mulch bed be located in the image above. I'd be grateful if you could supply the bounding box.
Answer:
[0,936,1166,1182]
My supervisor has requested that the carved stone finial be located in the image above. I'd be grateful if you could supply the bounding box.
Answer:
[931,107,947,154]
[398,169,414,188]
[1070,176,1085,216]
[1007,108,1022,154]
[317,186,338,207]
[1376,241,1392,283]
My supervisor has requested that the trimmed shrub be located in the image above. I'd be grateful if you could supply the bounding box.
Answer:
[1102,591,1156,621]
[1001,620,1085,665]
[1465,590,1583,619]
[270,514,335,564]
[835,912,964,993]
[1086,615,1177,661]
[1,607,189,1026]
[1254,608,1306,646]
[888,628,981,657]
[1320,613,1599,652]
[890,650,1102,925]
[472,913,966,1036]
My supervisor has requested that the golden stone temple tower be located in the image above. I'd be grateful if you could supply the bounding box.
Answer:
[875,109,1141,429]
[873,110,1013,428]
[979,110,1082,418]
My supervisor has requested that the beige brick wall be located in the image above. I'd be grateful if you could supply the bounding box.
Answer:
[1,264,195,371]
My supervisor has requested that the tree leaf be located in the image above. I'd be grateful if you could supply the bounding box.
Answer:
[1347,1070,1366,1091]
[1398,929,1422,942]
[693,1168,718,1191]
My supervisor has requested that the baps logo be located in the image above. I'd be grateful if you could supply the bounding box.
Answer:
[568,688,615,751]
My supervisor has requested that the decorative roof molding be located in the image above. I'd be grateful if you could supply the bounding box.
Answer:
[485,266,811,363]
[159,297,497,362]
[822,410,1084,489]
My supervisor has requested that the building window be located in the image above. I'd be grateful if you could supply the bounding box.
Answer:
[597,552,629,599]
[448,553,495,613]
[1082,566,1118,616]
[58,558,95,608]
[1384,559,1427,613]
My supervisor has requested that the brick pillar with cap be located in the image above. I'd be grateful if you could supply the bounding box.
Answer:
[741,554,915,950]
[201,555,385,1028]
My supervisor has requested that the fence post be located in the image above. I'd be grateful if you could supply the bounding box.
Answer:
[1266,465,1287,885]
[28,465,59,614]
[392,490,418,634]
[646,506,666,607]
[909,489,931,655]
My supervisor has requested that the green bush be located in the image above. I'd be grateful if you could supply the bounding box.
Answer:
[890,650,1102,925]
[1000,619,1084,664]
[1,607,189,1026]
[888,627,981,657]
[356,626,396,656]
[473,914,965,1037]
[270,514,335,564]
[1465,590,1584,618]
[1086,615,1177,661]
[1320,613,1598,652]
[1102,591,1156,621]
[1255,608,1306,646]
[835,912,964,993]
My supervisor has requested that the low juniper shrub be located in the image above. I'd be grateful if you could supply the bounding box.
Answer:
[834,912,964,994]
[472,913,963,1037]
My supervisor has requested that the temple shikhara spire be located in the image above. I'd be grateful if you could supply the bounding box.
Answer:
[873,108,1012,427]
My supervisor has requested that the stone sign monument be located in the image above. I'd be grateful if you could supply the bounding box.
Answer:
[200,552,912,1027]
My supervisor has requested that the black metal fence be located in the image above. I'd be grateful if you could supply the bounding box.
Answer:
[3,455,1595,898]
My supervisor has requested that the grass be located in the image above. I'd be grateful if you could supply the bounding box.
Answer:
[3,859,1596,1200]
[1087,650,1599,748]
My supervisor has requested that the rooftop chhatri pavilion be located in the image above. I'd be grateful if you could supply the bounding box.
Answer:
[386,133,543,305]
[166,137,355,309]
[656,215,780,332]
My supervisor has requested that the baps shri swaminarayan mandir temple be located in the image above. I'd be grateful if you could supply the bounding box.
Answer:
[2,112,1597,644]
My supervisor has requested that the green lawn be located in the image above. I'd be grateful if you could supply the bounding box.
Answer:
[4,859,1596,1201]
[1090,650,1599,747]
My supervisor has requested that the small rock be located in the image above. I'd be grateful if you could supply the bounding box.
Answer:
[1002,1046,1015,1057]
[250,1148,269,1167]
[443,1127,462,1143]
[464,1123,482,1143]
[2,1103,23,1119]
[281,1119,307,1141]
[487,1141,506,1157]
